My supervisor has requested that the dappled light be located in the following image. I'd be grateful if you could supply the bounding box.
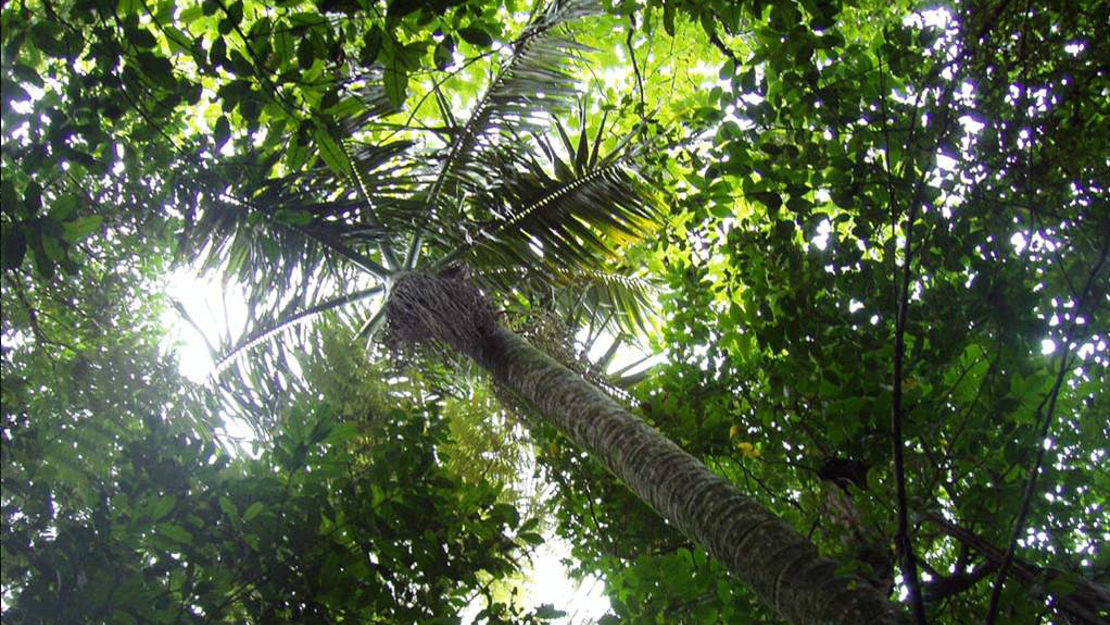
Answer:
[3,0,1107,624]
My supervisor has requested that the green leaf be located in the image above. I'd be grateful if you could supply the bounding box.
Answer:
[50,194,78,221]
[457,27,492,48]
[313,126,351,178]
[383,66,408,107]
[274,28,294,65]
[325,422,360,444]
[534,605,565,620]
[62,216,102,242]
[41,232,65,262]
[1045,572,1078,597]
[518,531,544,546]
[150,495,176,521]
[395,41,428,70]
[2,78,30,110]
[32,245,55,279]
[136,53,175,86]
[297,37,316,70]
[30,22,66,58]
[274,209,314,226]
[1,179,17,210]
[434,36,454,70]
[243,501,265,521]
[309,419,333,444]
[214,115,231,149]
[1,226,27,271]
[491,503,520,528]
[132,28,158,49]
[156,523,193,545]
[226,1,244,26]
[218,496,239,519]
[388,0,422,18]
[362,26,383,65]
[24,182,42,216]
[162,26,193,55]
[11,63,44,88]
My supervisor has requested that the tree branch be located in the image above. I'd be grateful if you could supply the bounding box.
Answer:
[924,513,1110,625]
[985,232,1110,625]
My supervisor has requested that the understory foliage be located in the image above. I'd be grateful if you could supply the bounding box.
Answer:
[2,255,554,624]
[3,0,1108,623]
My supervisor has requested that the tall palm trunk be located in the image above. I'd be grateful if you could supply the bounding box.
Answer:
[386,271,910,625]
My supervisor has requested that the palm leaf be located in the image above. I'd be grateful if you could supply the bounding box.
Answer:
[431,95,659,275]
[485,161,656,265]
[405,0,602,268]
[213,285,384,375]
[179,192,346,310]
[474,264,656,336]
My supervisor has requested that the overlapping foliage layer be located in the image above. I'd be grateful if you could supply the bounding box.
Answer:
[3,0,1107,623]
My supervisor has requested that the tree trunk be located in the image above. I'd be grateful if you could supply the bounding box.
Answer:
[385,272,910,625]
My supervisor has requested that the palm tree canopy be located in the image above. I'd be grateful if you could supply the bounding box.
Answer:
[180,0,663,384]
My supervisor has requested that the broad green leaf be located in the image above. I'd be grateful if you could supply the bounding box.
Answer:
[313,126,351,178]
[388,0,422,18]
[2,226,27,271]
[218,496,239,519]
[518,532,544,546]
[214,115,231,149]
[243,501,265,521]
[150,495,176,521]
[325,422,360,445]
[362,26,383,64]
[491,502,520,528]
[62,216,103,242]
[434,36,455,70]
[32,246,55,279]
[297,37,315,70]
[383,66,408,107]
[132,28,158,49]
[41,233,65,262]
[156,524,193,545]
[30,22,66,57]
[24,182,42,216]
[458,27,492,48]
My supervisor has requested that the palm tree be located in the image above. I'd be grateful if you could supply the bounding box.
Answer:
[184,2,910,623]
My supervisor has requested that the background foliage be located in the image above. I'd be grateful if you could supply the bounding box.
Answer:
[3,0,1107,623]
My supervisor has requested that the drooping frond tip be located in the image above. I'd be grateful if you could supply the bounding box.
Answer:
[427,0,601,205]
[210,286,384,380]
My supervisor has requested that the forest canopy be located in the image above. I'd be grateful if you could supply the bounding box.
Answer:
[2,0,1108,624]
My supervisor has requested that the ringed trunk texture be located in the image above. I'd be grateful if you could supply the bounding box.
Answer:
[472,327,908,625]
[385,272,910,625]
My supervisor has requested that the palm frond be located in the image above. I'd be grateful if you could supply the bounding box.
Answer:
[560,267,656,335]
[213,285,384,376]
[430,95,660,274]
[406,0,602,268]
[253,139,423,233]
[180,192,343,309]
[435,153,656,275]
[474,264,656,336]
[335,78,401,134]
[353,304,390,348]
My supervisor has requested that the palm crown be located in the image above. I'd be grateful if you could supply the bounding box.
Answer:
[180,0,660,410]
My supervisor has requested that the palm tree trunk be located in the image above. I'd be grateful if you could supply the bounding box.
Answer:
[386,272,910,625]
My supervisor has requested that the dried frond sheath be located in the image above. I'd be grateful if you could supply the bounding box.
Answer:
[384,269,498,358]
